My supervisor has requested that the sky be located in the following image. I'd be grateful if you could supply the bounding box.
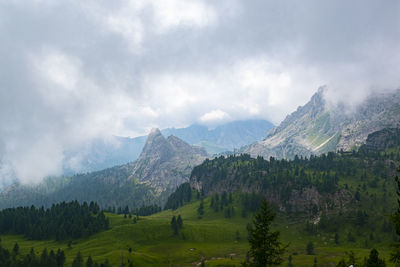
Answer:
[0,0,399,183]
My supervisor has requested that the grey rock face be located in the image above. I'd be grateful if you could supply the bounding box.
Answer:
[245,88,400,159]
[130,128,208,193]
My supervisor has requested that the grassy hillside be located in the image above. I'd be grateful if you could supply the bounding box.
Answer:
[0,193,396,267]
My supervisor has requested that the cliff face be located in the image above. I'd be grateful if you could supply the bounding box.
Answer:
[245,88,400,159]
[359,128,400,152]
[129,129,208,193]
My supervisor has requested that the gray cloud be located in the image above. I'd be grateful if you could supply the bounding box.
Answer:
[0,0,399,183]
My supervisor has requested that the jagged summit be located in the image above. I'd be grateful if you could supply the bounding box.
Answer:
[245,88,400,159]
[130,130,208,193]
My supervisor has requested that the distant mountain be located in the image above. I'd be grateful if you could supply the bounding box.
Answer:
[0,131,207,209]
[128,128,207,194]
[244,88,400,159]
[162,120,274,155]
[64,119,273,174]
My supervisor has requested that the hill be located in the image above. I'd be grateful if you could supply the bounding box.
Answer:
[244,88,400,159]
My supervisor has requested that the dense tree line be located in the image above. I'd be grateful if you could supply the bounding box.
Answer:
[164,183,193,210]
[0,243,111,267]
[0,244,66,267]
[104,204,161,216]
[0,201,109,241]
[191,148,397,205]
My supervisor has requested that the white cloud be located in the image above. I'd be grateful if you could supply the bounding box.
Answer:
[200,109,230,124]
[0,0,399,184]
[80,0,217,51]
[150,0,217,33]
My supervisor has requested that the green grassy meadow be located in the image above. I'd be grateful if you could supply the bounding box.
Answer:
[0,196,396,266]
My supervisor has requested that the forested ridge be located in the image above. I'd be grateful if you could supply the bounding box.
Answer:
[190,149,399,207]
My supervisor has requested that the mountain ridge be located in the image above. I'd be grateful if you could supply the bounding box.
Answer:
[244,88,400,159]
[63,119,273,174]
[0,131,207,209]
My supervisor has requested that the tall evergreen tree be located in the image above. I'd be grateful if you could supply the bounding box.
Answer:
[86,255,94,267]
[12,243,19,255]
[365,248,386,267]
[244,199,286,266]
[198,199,204,218]
[56,248,66,267]
[72,251,83,267]
[171,216,178,235]
[177,215,183,228]
[391,167,400,264]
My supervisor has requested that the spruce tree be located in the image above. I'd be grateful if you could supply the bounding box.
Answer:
[86,255,94,267]
[171,216,178,235]
[306,242,314,255]
[177,215,183,228]
[13,243,19,255]
[198,199,204,218]
[72,251,83,267]
[244,199,286,266]
[391,167,400,264]
[365,248,386,267]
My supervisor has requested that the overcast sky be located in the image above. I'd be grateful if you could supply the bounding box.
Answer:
[0,0,399,183]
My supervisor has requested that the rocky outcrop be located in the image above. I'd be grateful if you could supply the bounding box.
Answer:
[244,88,400,159]
[130,129,208,193]
[359,128,400,152]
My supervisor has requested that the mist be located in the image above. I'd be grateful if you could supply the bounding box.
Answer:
[0,0,399,184]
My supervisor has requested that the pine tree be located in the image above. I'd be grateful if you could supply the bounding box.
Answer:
[288,255,293,267]
[86,255,94,267]
[197,199,204,218]
[171,216,178,235]
[391,166,400,264]
[177,215,183,228]
[56,248,66,267]
[365,248,386,267]
[72,251,83,267]
[13,243,19,255]
[306,242,314,255]
[244,199,286,266]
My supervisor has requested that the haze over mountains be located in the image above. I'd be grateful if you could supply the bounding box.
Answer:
[0,130,207,209]
[1,88,399,210]
[63,119,273,174]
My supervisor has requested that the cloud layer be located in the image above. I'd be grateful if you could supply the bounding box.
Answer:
[0,0,399,183]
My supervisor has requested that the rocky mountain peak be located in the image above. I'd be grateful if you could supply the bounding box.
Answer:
[140,128,174,162]
[130,130,208,193]
[245,88,400,159]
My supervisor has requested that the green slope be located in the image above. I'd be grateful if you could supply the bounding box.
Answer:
[0,193,396,267]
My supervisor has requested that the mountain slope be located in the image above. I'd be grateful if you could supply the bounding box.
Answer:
[129,128,207,194]
[0,131,207,209]
[245,88,400,159]
[162,119,274,154]
[62,120,273,175]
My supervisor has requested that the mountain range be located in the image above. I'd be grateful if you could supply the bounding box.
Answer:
[0,130,207,209]
[63,119,273,174]
[1,88,400,211]
[244,88,400,159]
